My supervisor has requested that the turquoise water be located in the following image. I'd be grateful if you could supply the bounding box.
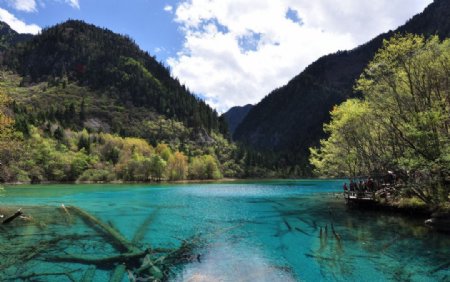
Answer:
[0,180,449,281]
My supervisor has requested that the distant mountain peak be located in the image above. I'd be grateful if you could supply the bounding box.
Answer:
[0,21,33,51]
[222,104,254,136]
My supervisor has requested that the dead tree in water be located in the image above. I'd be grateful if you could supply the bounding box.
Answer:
[2,208,23,224]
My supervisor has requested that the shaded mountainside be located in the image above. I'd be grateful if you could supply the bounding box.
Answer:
[234,0,450,174]
[222,104,253,135]
[0,22,32,52]
[3,20,227,135]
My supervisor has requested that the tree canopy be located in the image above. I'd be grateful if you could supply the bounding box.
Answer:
[310,34,450,206]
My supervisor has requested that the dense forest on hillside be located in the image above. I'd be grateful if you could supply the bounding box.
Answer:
[0,20,253,183]
[3,20,227,134]
[234,0,450,176]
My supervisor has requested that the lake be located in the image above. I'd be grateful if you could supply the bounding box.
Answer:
[0,180,449,281]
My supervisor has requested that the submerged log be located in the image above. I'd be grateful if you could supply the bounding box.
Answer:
[283,218,292,231]
[49,250,150,267]
[81,266,96,282]
[2,208,23,224]
[0,235,90,271]
[110,264,127,282]
[67,206,139,253]
[294,227,310,236]
[4,269,80,281]
[132,208,160,244]
[331,223,341,241]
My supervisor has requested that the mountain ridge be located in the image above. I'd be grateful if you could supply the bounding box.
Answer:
[3,19,227,135]
[0,21,33,52]
[234,0,450,174]
[222,104,253,136]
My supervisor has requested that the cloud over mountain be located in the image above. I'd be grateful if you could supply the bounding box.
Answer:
[167,0,432,112]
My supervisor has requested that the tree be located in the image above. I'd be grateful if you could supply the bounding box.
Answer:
[79,98,86,123]
[78,129,91,153]
[149,155,166,181]
[155,143,171,161]
[166,151,188,181]
[0,91,14,140]
[311,34,450,206]
[189,154,222,179]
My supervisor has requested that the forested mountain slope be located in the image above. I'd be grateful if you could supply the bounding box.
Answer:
[3,20,227,134]
[0,20,242,183]
[222,104,253,136]
[0,22,32,52]
[234,0,450,174]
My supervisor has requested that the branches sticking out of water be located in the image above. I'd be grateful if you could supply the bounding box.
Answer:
[2,208,22,225]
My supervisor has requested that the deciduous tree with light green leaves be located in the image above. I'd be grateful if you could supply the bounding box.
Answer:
[310,34,450,206]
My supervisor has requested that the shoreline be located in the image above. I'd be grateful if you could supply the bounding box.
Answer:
[0,178,242,186]
[0,177,344,186]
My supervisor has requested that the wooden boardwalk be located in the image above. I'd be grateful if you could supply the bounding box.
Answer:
[344,191,376,205]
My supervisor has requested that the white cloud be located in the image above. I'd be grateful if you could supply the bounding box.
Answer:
[164,4,173,13]
[168,0,433,112]
[6,0,80,12]
[0,7,41,34]
[8,0,37,12]
[65,0,79,9]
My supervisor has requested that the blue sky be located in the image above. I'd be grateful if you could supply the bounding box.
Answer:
[0,0,182,63]
[0,0,433,111]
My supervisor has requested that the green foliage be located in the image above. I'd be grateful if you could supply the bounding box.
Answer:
[189,155,222,180]
[1,125,231,183]
[149,155,166,181]
[3,20,227,134]
[311,35,450,206]
[166,152,188,181]
[234,0,450,176]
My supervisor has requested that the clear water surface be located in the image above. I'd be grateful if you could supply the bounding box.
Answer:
[0,180,448,281]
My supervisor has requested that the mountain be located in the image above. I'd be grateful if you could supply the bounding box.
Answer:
[234,0,450,174]
[3,20,227,135]
[0,20,243,183]
[0,22,33,52]
[222,104,253,135]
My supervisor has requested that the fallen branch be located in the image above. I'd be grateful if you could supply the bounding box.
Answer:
[431,261,450,273]
[331,223,341,241]
[110,264,127,282]
[80,266,96,282]
[132,208,160,244]
[295,227,310,236]
[4,268,80,281]
[67,206,139,253]
[283,218,292,231]
[48,249,150,267]
[0,235,90,271]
